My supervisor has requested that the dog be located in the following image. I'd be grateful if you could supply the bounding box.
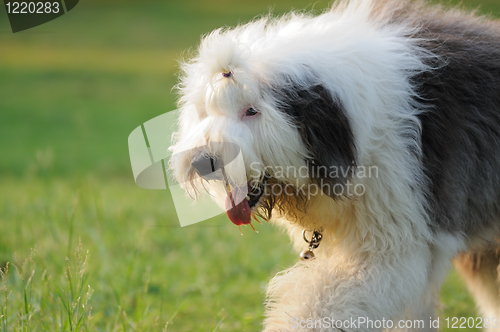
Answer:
[169,0,500,330]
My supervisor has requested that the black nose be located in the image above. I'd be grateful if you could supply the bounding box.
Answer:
[191,154,224,180]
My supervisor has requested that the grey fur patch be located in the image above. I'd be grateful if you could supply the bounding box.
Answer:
[270,76,357,200]
[406,5,500,236]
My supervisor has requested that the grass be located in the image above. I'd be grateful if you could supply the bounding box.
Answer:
[0,0,499,330]
[0,177,296,331]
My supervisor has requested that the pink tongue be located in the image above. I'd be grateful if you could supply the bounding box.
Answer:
[225,195,251,226]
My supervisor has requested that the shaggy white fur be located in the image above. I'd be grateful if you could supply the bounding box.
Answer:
[169,0,500,330]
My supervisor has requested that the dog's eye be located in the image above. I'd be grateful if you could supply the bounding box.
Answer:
[245,107,259,117]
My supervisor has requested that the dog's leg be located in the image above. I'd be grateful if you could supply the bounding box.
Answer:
[263,241,440,332]
[389,284,439,332]
[454,251,500,331]
[391,234,464,332]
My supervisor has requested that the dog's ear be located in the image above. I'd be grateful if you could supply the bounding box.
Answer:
[275,81,357,199]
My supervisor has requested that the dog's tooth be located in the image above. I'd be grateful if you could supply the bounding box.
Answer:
[246,195,251,200]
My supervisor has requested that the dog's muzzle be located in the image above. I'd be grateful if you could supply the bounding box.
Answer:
[187,143,267,231]
[190,153,224,181]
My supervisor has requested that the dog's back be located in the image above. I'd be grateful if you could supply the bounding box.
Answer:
[366,0,500,322]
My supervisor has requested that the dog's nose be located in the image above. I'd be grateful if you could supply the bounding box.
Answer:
[191,154,224,180]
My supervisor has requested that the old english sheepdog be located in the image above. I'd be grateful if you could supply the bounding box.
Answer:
[169,0,500,330]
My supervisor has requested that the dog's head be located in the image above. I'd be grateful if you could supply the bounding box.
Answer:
[169,15,361,227]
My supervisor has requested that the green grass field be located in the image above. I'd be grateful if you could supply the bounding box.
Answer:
[1,0,499,331]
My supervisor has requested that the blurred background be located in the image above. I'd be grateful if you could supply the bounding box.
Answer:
[0,0,499,331]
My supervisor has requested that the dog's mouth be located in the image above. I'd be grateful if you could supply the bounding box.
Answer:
[224,176,268,227]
